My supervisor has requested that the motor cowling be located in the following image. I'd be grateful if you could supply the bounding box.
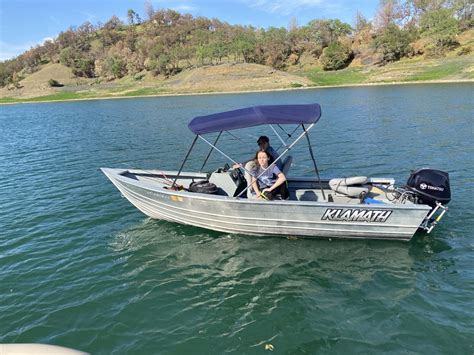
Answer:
[406,168,451,208]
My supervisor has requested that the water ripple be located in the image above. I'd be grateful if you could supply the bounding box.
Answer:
[1,84,473,354]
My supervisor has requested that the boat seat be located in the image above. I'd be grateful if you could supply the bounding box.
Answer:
[209,168,246,197]
[329,176,369,198]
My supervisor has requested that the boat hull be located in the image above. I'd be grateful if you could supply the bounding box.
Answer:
[102,168,431,241]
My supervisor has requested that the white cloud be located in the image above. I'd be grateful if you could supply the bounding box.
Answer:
[171,5,196,12]
[152,1,197,13]
[241,0,341,16]
[0,41,32,61]
[0,37,55,61]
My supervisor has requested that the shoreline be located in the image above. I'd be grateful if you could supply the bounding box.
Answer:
[1,78,473,106]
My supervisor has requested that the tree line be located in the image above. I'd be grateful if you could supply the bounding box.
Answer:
[0,0,472,87]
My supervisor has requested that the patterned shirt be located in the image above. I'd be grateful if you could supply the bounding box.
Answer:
[256,164,281,189]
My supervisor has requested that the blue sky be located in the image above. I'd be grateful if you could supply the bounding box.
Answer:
[0,0,379,61]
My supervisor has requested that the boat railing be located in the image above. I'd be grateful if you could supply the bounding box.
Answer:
[420,202,449,233]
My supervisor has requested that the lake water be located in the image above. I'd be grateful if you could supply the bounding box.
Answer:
[1,83,473,354]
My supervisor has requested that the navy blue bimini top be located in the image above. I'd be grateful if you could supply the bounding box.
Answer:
[188,103,321,135]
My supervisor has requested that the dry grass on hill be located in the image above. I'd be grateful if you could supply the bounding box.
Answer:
[0,63,92,99]
[159,63,312,93]
[0,62,312,99]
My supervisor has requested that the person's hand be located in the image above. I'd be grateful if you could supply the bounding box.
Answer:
[232,163,242,169]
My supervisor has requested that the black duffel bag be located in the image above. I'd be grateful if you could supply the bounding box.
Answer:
[188,180,217,194]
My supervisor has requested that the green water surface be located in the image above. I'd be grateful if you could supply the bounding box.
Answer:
[0,84,473,354]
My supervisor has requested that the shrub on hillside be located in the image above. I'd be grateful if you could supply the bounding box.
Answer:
[372,24,411,64]
[320,42,353,71]
[48,79,63,87]
[420,9,460,56]
[457,46,471,56]
[72,57,95,78]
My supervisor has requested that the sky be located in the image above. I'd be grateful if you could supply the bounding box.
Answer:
[0,0,380,61]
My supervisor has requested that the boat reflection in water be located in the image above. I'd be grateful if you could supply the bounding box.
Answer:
[109,218,419,304]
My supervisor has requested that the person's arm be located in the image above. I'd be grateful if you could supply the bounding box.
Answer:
[233,158,253,169]
[262,167,286,193]
[251,176,262,197]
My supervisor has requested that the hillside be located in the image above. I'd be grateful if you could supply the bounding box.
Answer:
[1,5,473,103]
[1,50,472,104]
[0,62,313,101]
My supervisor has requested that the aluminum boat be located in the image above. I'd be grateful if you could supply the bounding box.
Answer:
[102,104,450,241]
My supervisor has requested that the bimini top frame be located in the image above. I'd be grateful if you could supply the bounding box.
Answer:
[188,104,321,134]
[172,103,325,198]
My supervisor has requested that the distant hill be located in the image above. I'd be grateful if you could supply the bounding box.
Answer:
[1,3,473,102]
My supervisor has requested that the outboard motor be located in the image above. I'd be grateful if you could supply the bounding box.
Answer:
[406,168,451,208]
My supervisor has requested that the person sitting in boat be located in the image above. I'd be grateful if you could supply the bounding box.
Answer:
[251,149,289,200]
[233,136,292,175]
[233,136,275,169]
[257,135,292,175]
[256,136,279,167]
